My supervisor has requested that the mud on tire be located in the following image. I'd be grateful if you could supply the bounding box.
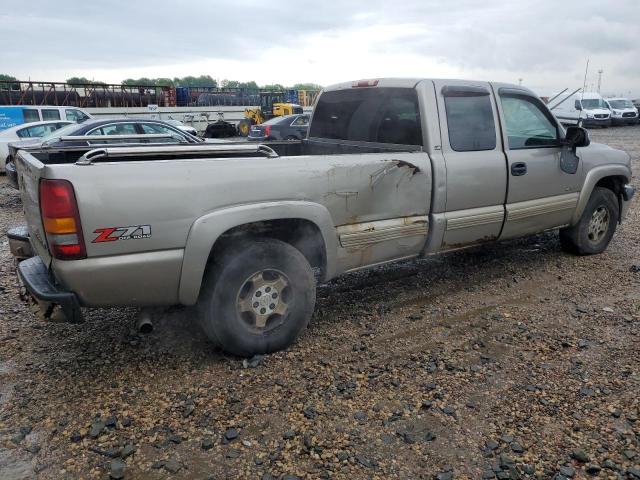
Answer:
[197,238,316,357]
[559,187,619,255]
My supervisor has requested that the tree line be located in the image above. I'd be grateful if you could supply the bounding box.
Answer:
[0,73,322,91]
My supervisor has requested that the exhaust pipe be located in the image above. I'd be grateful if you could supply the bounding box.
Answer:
[136,309,154,334]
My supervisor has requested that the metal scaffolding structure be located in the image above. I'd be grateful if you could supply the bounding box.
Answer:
[0,80,321,108]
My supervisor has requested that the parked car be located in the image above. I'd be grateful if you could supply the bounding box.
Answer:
[0,106,91,132]
[9,78,634,358]
[604,97,639,125]
[165,119,198,136]
[5,118,202,188]
[549,91,611,127]
[1,120,72,173]
[248,114,310,141]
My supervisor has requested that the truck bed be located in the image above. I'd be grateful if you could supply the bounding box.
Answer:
[25,138,422,165]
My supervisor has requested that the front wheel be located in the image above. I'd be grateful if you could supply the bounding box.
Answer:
[560,187,619,255]
[197,238,316,356]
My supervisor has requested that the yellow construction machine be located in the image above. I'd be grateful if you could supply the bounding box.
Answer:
[236,92,303,137]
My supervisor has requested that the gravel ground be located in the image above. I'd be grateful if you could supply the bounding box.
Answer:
[0,126,639,480]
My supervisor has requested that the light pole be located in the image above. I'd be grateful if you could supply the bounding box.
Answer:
[597,70,603,93]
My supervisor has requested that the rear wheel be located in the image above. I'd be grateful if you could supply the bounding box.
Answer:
[237,119,252,137]
[559,187,618,255]
[197,239,316,356]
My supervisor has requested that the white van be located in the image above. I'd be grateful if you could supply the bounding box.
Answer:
[0,106,92,132]
[604,97,639,125]
[548,91,611,127]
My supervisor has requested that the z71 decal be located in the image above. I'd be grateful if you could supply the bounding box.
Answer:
[93,225,151,243]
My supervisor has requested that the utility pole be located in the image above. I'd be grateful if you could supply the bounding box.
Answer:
[518,78,523,86]
[597,69,603,93]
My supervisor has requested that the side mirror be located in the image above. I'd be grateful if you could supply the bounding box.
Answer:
[560,126,589,174]
[574,100,582,111]
[565,126,590,148]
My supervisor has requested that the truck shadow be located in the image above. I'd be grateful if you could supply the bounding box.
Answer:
[31,230,567,372]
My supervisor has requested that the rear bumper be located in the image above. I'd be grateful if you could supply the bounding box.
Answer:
[621,184,635,221]
[17,256,83,323]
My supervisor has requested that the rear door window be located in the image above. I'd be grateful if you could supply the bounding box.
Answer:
[139,123,186,142]
[442,87,496,152]
[309,87,422,145]
[17,124,59,138]
[90,123,138,136]
[42,109,61,120]
[22,109,40,122]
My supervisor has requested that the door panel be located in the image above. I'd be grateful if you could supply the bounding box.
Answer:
[495,86,581,239]
[433,80,507,248]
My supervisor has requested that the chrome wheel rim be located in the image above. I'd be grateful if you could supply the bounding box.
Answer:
[236,269,290,332]
[587,206,609,243]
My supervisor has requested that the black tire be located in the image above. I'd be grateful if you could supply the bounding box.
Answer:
[559,187,618,255]
[197,238,316,356]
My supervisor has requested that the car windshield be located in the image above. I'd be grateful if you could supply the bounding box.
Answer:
[608,99,633,109]
[581,98,607,109]
[39,122,82,142]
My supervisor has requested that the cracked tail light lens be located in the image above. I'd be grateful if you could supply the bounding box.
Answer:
[39,179,86,260]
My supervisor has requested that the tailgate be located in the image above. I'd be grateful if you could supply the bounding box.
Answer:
[16,150,52,265]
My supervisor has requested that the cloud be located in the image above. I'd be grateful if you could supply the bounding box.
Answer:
[1,0,638,97]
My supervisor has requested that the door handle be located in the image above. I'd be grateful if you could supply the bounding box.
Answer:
[511,162,527,176]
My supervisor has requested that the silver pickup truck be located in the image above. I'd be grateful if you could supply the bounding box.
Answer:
[10,78,635,356]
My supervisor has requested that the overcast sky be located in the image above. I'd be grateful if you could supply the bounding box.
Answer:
[1,0,638,97]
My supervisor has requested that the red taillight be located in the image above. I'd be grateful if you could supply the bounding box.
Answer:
[264,125,272,137]
[352,79,379,88]
[39,179,86,260]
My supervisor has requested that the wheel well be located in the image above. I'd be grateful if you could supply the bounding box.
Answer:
[210,219,327,275]
[595,175,626,196]
[595,175,626,220]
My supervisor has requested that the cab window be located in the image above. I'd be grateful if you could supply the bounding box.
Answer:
[500,95,558,149]
[309,87,422,145]
[42,109,61,121]
[65,109,90,122]
[443,87,496,152]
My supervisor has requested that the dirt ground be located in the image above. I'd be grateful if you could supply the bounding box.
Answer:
[0,127,639,480]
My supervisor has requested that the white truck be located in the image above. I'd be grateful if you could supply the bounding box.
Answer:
[605,97,639,125]
[550,91,611,127]
[9,78,635,356]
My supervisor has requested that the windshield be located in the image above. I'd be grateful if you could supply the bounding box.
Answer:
[581,98,607,110]
[608,99,633,109]
[39,122,82,142]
